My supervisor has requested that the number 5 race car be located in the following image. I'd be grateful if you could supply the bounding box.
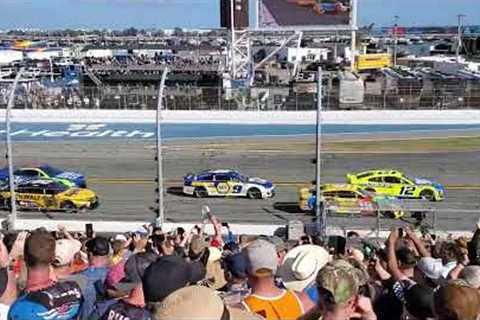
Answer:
[347,169,445,202]
[298,184,405,219]
[183,169,275,199]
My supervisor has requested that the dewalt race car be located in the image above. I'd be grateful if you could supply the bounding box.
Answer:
[0,179,98,212]
[347,169,445,202]
[298,183,405,219]
[0,164,87,188]
[183,169,275,199]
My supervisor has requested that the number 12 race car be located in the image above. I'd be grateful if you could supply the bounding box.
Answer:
[183,169,275,199]
[347,169,445,202]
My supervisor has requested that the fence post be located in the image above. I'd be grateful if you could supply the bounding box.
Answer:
[376,209,381,238]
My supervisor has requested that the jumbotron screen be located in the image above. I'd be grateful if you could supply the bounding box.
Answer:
[258,0,352,29]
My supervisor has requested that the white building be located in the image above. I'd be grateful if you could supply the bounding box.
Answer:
[25,48,64,60]
[81,48,114,58]
[287,47,330,64]
[0,49,23,64]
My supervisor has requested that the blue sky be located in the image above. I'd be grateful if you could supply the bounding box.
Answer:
[0,0,479,30]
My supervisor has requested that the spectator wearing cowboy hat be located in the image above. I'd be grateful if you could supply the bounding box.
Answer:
[276,244,329,303]
[154,286,263,320]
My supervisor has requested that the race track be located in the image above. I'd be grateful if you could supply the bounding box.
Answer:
[2,135,480,232]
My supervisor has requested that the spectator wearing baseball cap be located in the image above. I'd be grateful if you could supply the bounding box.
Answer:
[315,260,377,320]
[52,239,89,302]
[0,240,16,320]
[111,234,130,266]
[78,237,111,320]
[154,286,262,320]
[242,239,315,320]
[8,229,83,320]
[187,234,208,283]
[142,255,195,304]
[222,252,250,307]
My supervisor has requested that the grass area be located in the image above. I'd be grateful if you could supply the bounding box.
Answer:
[327,136,480,153]
[189,135,480,154]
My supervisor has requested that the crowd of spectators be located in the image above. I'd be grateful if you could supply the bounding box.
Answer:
[83,54,223,72]
[1,209,480,320]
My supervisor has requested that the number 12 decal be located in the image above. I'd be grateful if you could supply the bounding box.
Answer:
[401,186,415,196]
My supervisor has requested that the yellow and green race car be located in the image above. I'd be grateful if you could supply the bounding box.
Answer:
[298,183,405,219]
[0,179,98,212]
[347,169,445,202]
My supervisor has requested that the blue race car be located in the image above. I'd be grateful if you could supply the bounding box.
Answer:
[183,169,275,199]
[0,164,87,188]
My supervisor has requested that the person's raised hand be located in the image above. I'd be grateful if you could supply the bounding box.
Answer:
[0,238,9,268]
[352,296,377,320]
[387,228,399,246]
[10,231,28,260]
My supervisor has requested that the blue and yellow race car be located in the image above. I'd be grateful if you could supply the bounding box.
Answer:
[183,169,275,199]
[0,164,86,188]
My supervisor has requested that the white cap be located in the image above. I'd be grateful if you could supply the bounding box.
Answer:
[244,239,278,277]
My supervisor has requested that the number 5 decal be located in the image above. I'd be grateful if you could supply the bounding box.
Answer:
[233,185,243,193]
[401,186,415,196]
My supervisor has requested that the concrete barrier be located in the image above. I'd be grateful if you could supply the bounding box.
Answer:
[4,218,473,239]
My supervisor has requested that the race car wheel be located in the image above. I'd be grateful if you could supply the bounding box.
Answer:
[382,211,403,219]
[61,201,76,212]
[247,188,262,199]
[194,187,208,198]
[420,190,435,201]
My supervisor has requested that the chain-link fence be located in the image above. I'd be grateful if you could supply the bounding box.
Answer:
[2,83,480,110]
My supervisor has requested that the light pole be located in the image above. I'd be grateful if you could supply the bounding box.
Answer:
[5,68,24,230]
[155,67,168,227]
[456,14,466,62]
[315,67,326,241]
[393,15,399,67]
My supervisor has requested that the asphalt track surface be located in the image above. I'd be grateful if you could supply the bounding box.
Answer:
[1,135,480,232]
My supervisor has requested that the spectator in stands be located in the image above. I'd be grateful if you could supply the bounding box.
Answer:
[222,252,250,307]
[8,229,83,320]
[110,234,130,265]
[187,234,208,282]
[386,228,436,319]
[458,265,480,288]
[468,218,480,266]
[131,227,150,254]
[242,239,315,320]
[153,286,262,320]
[89,254,154,320]
[142,255,194,304]
[313,259,377,320]
[434,282,480,320]
[52,238,88,295]
[277,244,329,304]
[79,237,110,320]
[0,241,16,320]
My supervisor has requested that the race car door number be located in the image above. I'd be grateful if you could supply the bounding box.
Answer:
[401,186,416,196]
